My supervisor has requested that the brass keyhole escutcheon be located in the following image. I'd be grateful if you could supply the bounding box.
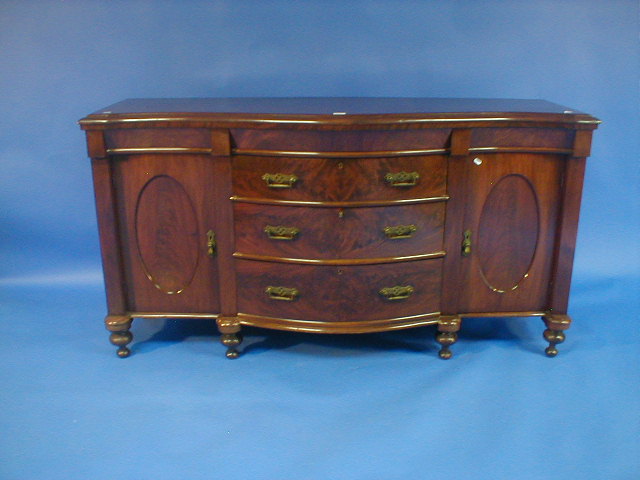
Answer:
[337,162,344,170]
[206,230,216,257]
[338,208,344,219]
[462,230,472,257]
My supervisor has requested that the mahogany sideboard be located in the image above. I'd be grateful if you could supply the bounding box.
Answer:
[79,98,599,359]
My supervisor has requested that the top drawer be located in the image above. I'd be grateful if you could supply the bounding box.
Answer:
[232,155,447,203]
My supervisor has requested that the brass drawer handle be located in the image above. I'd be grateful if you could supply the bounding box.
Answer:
[265,286,299,301]
[384,224,417,239]
[264,225,300,240]
[262,173,298,188]
[379,285,414,301]
[385,171,420,187]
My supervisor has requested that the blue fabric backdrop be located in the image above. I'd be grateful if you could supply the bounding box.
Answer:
[1,1,638,479]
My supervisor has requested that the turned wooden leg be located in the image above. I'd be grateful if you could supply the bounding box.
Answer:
[436,315,461,359]
[105,315,133,358]
[542,314,571,357]
[217,316,242,359]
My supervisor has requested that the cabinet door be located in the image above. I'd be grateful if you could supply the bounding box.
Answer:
[113,154,220,313]
[454,153,563,313]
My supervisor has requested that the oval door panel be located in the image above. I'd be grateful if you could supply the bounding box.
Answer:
[477,174,539,293]
[135,175,200,294]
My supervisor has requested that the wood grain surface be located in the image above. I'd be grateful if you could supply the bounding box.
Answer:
[83,99,598,357]
[112,154,220,313]
[233,202,445,260]
[232,155,446,202]
[236,259,442,322]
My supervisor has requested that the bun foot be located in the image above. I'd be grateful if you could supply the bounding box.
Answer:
[543,328,565,357]
[436,332,457,359]
[219,324,243,359]
[438,348,453,360]
[541,314,570,357]
[117,346,131,358]
[436,315,461,359]
[110,331,133,358]
[105,316,133,358]
[217,317,242,359]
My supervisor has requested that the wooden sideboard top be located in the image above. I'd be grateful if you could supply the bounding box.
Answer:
[79,98,600,128]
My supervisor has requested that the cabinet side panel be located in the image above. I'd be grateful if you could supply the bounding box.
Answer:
[91,156,128,314]
[548,155,587,313]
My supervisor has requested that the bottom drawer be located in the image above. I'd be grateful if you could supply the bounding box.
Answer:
[236,259,442,322]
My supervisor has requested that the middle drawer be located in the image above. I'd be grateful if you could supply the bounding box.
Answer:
[233,202,445,261]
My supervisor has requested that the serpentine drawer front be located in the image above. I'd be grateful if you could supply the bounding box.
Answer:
[233,202,445,260]
[235,259,442,325]
[232,155,447,202]
[79,98,599,359]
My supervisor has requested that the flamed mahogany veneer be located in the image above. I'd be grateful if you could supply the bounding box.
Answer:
[79,98,599,359]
